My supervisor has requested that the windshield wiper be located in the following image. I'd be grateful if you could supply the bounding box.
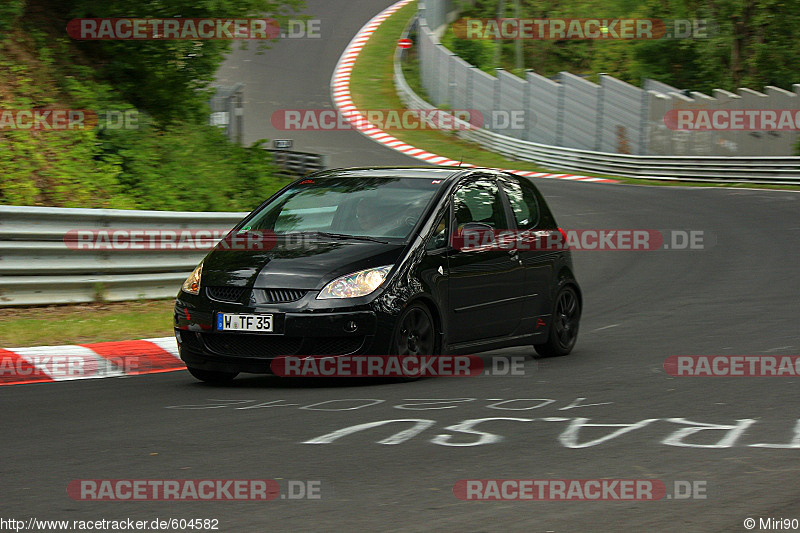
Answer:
[306,231,391,244]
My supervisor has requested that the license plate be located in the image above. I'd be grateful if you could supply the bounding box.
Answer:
[217,313,273,332]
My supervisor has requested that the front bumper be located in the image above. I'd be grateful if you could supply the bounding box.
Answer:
[174,299,393,374]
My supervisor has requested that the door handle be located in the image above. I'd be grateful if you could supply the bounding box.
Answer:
[508,249,522,263]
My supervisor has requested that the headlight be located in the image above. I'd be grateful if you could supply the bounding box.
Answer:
[317,265,392,299]
[181,262,203,295]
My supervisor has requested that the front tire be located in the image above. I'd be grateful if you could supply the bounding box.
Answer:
[391,302,436,381]
[187,366,238,384]
[534,285,580,357]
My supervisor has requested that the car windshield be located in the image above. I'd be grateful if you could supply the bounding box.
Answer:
[244,176,443,240]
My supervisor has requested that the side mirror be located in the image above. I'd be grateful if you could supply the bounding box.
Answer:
[451,222,494,251]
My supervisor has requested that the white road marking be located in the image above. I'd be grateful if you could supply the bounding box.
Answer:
[590,324,621,333]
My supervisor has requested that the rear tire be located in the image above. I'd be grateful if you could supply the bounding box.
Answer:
[187,366,238,384]
[534,285,580,357]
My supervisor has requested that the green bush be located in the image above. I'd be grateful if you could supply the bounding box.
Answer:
[97,119,289,212]
[0,0,299,211]
[441,27,496,72]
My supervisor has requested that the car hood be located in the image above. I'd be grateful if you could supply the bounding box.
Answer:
[201,238,406,290]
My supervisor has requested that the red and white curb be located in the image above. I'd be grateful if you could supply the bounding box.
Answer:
[330,0,617,184]
[0,337,183,386]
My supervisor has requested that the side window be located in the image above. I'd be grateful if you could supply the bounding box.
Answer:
[501,178,539,230]
[452,178,509,231]
[426,206,449,250]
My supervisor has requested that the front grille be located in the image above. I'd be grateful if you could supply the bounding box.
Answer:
[206,286,247,303]
[201,333,302,358]
[261,288,307,303]
[308,336,364,356]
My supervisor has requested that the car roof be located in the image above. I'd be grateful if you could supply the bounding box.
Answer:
[310,166,503,181]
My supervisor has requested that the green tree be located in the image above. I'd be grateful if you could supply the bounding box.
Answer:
[0,0,25,31]
[447,0,800,91]
[64,0,304,125]
[0,0,301,209]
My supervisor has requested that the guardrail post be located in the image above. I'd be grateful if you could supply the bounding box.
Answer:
[467,66,476,112]
[639,81,649,155]
[556,74,565,147]
[494,68,503,133]
[448,52,457,108]
[234,85,244,145]
[596,74,606,151]
[524,69,533,142]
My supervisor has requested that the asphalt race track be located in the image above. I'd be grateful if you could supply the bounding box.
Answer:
[3,1,800,531]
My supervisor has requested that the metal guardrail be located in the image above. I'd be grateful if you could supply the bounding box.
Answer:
[0,206,247,306]
[265,149,329,176]
[396,15,800,183]
[209,83,244,144]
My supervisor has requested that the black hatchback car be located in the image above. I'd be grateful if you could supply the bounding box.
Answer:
[174,167,581,383]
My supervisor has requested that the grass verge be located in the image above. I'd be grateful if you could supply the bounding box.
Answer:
[348,1,800,191]
[0,299,175,347]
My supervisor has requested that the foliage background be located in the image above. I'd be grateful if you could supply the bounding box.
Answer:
[0,0,303,211]
[451,0,800,93]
